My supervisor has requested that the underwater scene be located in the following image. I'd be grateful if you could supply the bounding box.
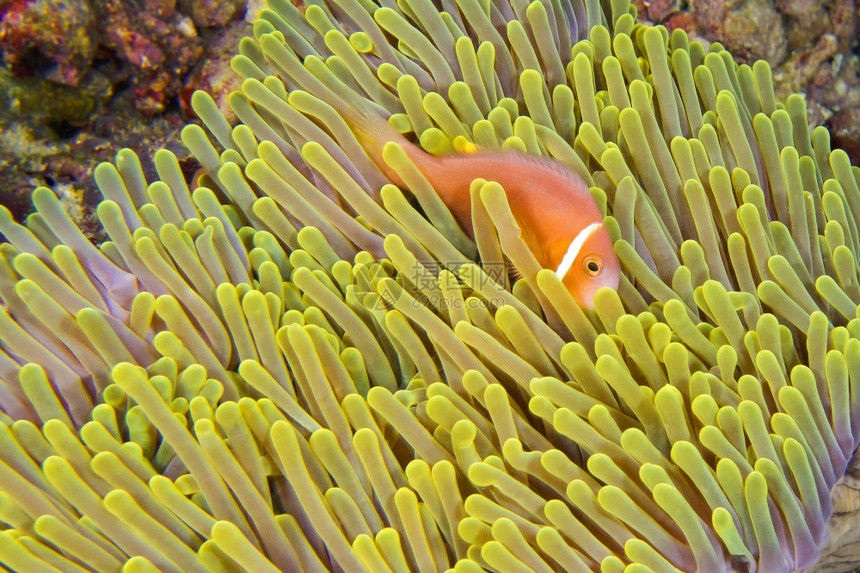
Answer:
[1,0,860,571]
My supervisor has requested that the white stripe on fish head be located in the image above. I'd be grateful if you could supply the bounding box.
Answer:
[555,222,603,279]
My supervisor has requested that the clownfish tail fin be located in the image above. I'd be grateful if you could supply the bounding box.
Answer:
[255,30,414,183]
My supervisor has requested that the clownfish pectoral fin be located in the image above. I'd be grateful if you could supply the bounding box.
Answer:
[516,217,543,260]
[508,261,523,283]
[452,136,480,154]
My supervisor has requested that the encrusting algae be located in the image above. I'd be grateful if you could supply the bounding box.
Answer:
[1,0,859,571]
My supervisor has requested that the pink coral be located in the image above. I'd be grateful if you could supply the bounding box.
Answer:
[94,0,203,114]
[0,0,95,85]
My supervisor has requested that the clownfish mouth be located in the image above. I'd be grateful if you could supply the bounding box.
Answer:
[554,222,604,279]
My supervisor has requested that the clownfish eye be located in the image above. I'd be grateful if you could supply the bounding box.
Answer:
[584,256,602,275]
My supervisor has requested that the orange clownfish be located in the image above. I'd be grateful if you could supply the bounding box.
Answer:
[337,105,621,308]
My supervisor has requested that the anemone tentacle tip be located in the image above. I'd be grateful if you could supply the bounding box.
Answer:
[1,0,860,571]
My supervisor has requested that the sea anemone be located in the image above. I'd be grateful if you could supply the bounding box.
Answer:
[1,0,859,571]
